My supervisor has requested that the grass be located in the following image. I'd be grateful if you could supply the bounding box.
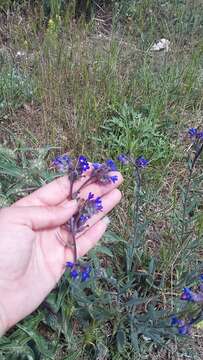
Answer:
[0,0,203,359]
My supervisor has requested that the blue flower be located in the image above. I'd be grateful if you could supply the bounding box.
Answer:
[117,154,129,165]
[81,271,90,282]
[135,156,149,168]
[180,287,194,301]
[199,274,203,282]
[66,261,74,268]
[79,214,90,224]
[171,316,181,326]
[78,155,87,163]
[88,192,94,200]
[106,159,117,171]
[93,163,101,170]
[196,131,203,139]
[95,197,103,211]
[188,128,198,137]
[110,175,118,183]
[53,155,71,172]
[178,324,189,335]
[77,155,90,174]
[70,269,79,279]
[62,155,70,161]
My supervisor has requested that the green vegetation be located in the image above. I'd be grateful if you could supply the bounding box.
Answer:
[0,0,203,359]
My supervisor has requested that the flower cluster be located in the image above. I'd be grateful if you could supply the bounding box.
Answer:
[171,316,196,335]
[171,274,203,335]
[188,128,203,140]
[63,191,104,282]
[70,192,103,233]
[52,154,119,282]
[117,154,149,168]
[53,155,90,181]
[66,262,92,282]
[91,160,118,184]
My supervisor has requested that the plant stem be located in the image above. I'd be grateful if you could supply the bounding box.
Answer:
[180,143,203,242]
[127,165,141,272]
[70,180,77,263]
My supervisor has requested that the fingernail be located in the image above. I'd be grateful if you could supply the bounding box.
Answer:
[102,216,111,225]
[63,199,78,208]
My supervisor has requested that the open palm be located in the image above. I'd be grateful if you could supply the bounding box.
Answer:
[0,170,122,334]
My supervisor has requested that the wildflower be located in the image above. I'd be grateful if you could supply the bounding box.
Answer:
[94,196,103,211]
[106,159,117,171]
[135,156,149,168]
[171,315,181,326]
[92,163,118,185]
[53,154,90,181]
[117,154,129,165]
[88,192,94,200]
[66,261,74,268]
[81,270,90,282]
[75,193,103,231]
[178,323,190,335]
[93,163,101,170]
[171,317,192,335]
[70,269,79,279]
[196,131,203,139]
[77,155,90,174]
[110,175,118,183]
[180,287,194,301]
[79,214,90,224]
[188,128,198,137]
[52,155,72,172]
[67,263,92,282]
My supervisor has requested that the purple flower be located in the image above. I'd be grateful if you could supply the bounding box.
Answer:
[77,155,90,174]
[79,214,90,224]
[88,192,94,200]
[178,324,190,335]
[52,155,72,172]
[188,128,198,137]
[110,175,118,183]
[196,131,203,139]
[81,271,90,282]
[135,156,149,168]
[180,287,193,301]
[171,316,181,326]
[95,196,103,211]
[93,163,101,170]
[106,159,117,171]
[81,266,91,281]
[199,274,203,282]
[70,269,79,279]
[76,194,103,231]
[66,261,74,268]
[92,162,119,185]
[67,262,92,282]
[117,154,129,165]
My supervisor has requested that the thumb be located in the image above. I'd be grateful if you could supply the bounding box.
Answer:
[6,200,78,230]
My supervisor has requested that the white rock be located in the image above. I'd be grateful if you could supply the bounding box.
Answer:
[16,51,27,58]
[151,38,170,52]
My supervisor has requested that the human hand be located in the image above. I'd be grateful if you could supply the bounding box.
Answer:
[0,169,123,335]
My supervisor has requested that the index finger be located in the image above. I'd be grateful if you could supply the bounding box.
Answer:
[13,172,91,207]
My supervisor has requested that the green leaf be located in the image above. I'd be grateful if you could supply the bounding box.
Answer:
[126,296,148,307]
[116,329,126,352]
[94,245,113,257]
[89,306,114,321]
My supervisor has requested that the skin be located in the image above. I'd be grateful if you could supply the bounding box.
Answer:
[0,169,123,335]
